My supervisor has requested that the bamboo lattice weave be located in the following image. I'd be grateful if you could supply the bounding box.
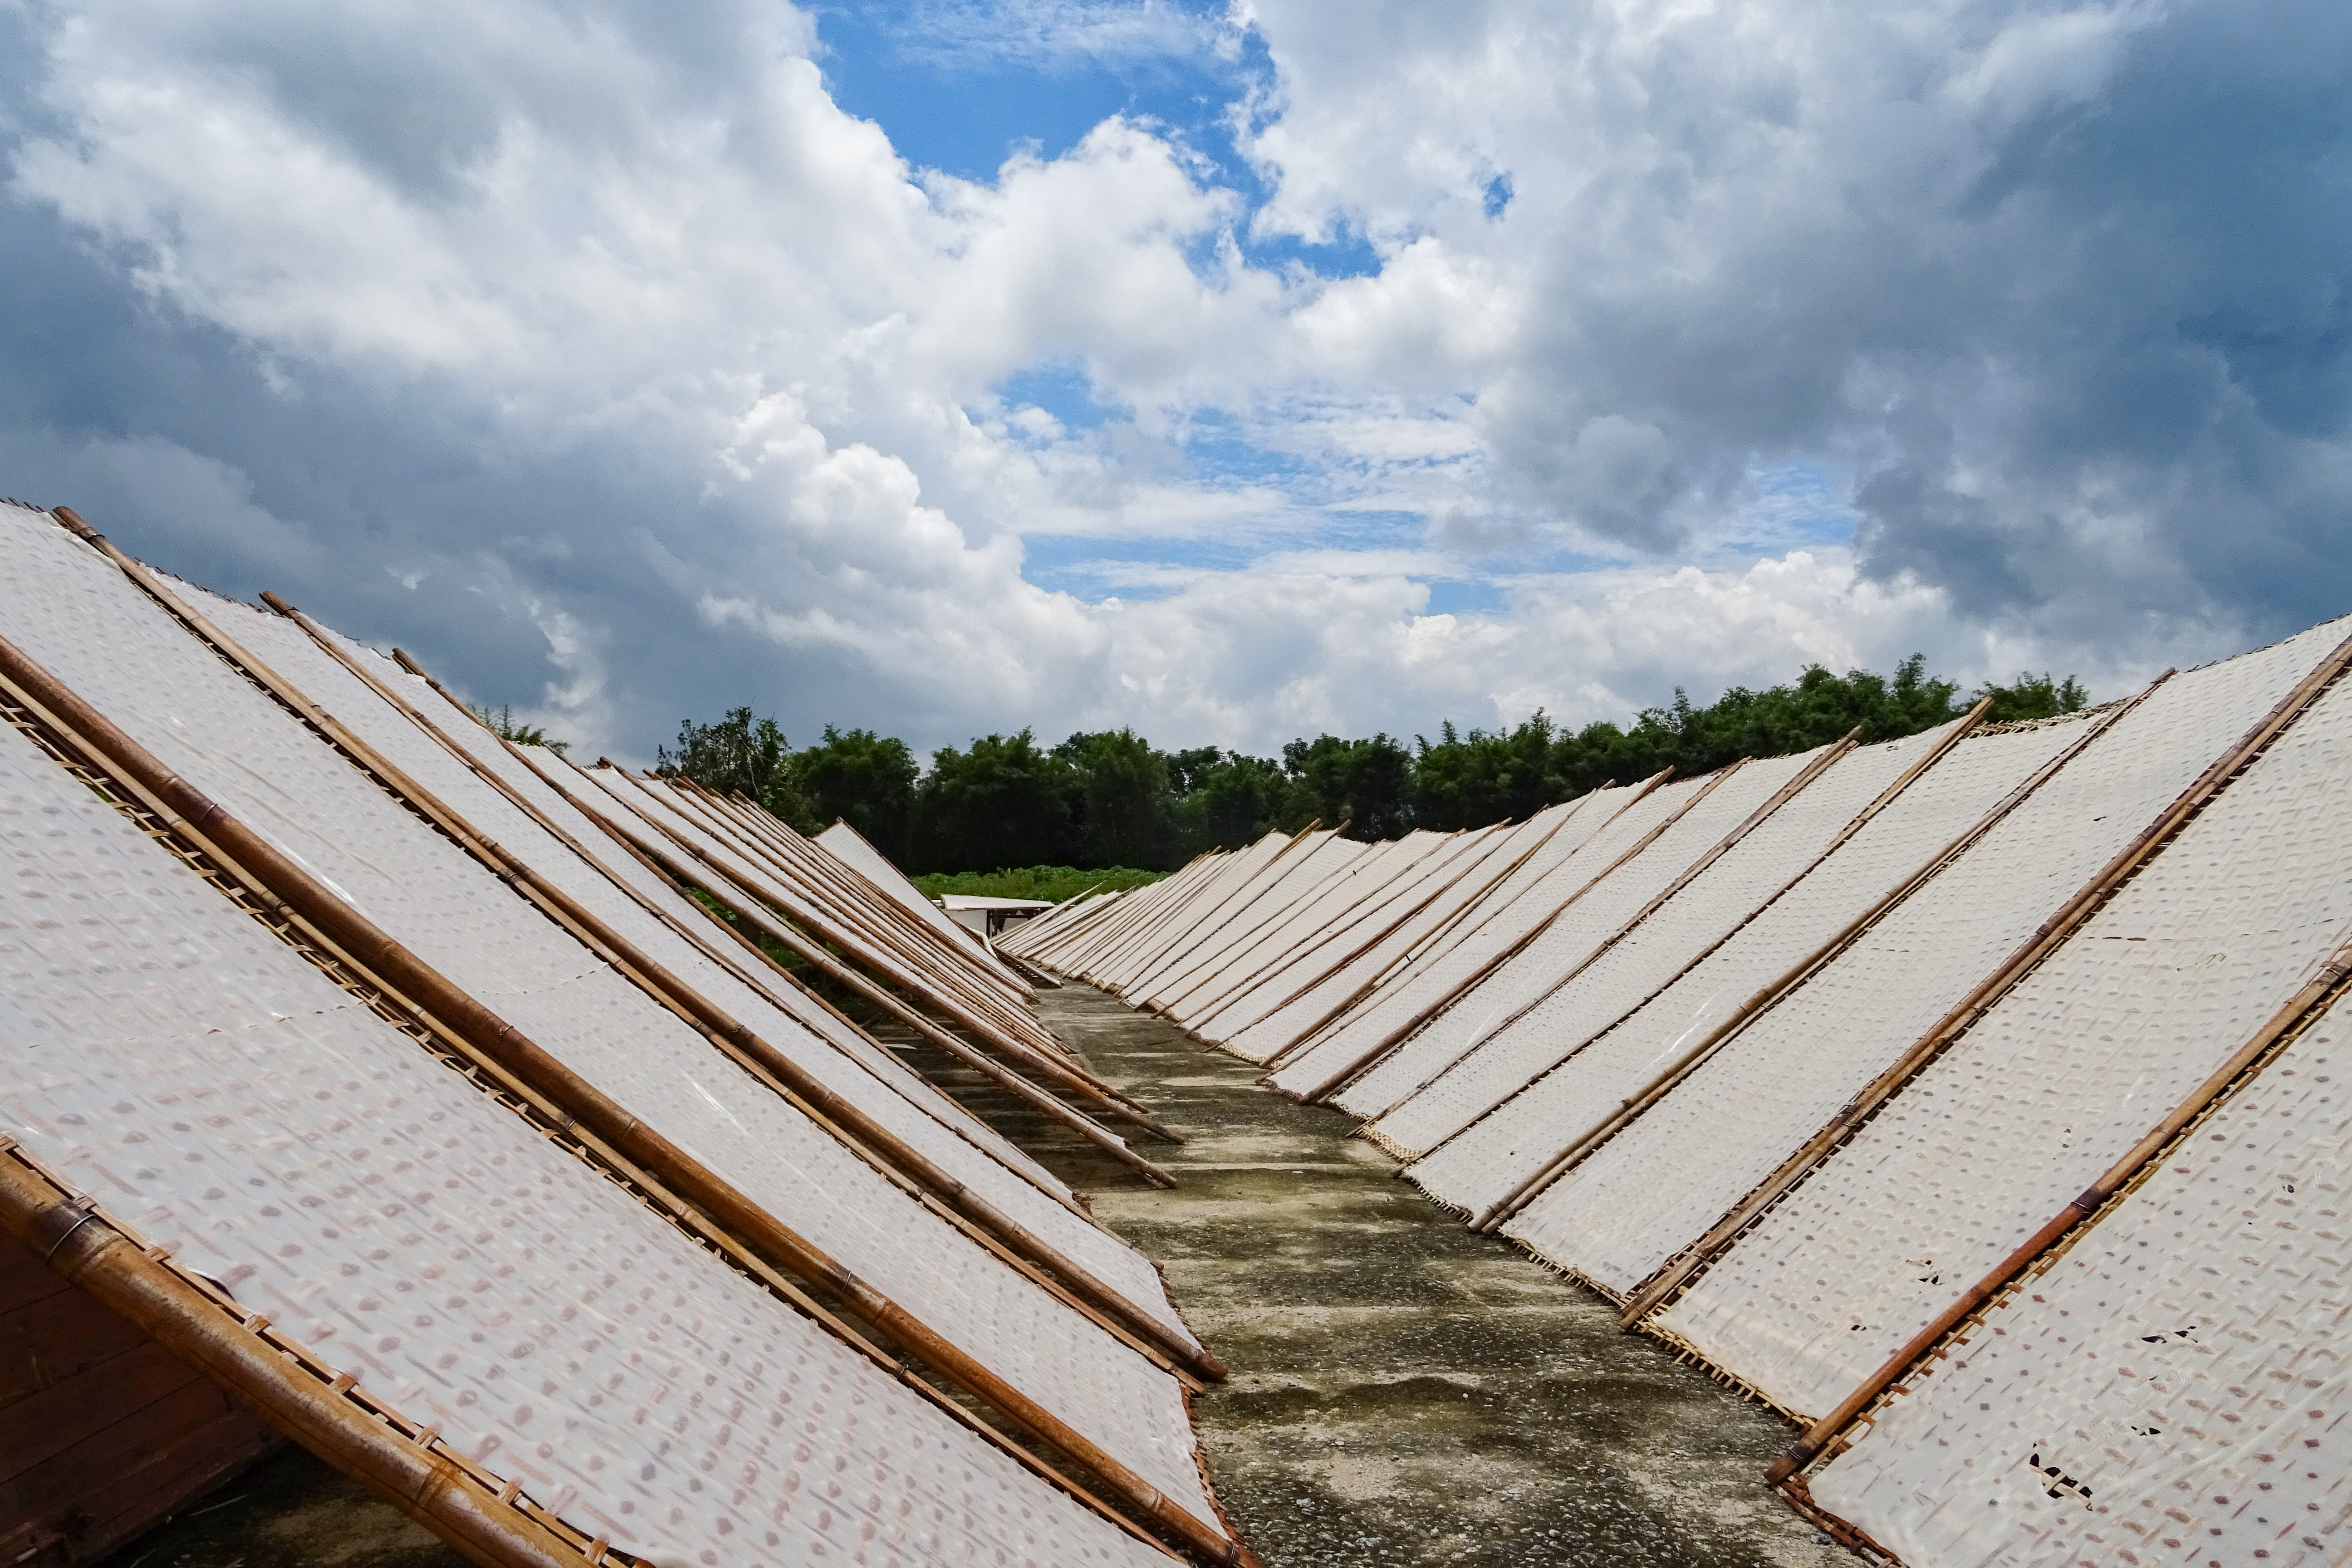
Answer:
[1325,772,1724,1117]
[230,601,1196,1352]
[1221,806,1580,1064]
[0,512,1223,1532]
[1347,750,1820,1137]
[1805,997,2352,1566]
[0,719,1166,1568]
[1503,618,2348,1298]
[1657,665,2352,1421]
[1380,731,1937,1168]
[1267,780,1673,1100]
[1409,720,2092,1220]
[1182,826,1515,1047]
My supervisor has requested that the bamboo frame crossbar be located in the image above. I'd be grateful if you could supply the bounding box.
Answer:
[558,758,1179,1186]
[1614,637,2352,1328]
[0,618,1210,1563]
[1765,922,2352,1489]
[257,603,1219,1379]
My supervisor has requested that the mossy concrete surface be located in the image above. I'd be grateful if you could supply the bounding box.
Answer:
[1015,983,1847,1568]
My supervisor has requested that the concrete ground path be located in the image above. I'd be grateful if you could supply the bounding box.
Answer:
[1023,983,1847,1568]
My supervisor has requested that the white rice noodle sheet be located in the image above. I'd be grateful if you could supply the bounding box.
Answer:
[1165,829,1497,1039]
[1096,831,1329,995]
[0,715,1167,1568]
[813,819,1023,990]
[1805,995,2352,1568]
[1412,718,2092,1221]
[1656,666,2352,1420]
[1221,804,1586,1065]
[0,512,1222,1534]
[1503,618,2349,1303]
[1349,747,1829,1142]
[1388,729,1943,1180]
[1267,779,1679,1101]
[1130,833,1387,1012]
[211,598,1191,1353]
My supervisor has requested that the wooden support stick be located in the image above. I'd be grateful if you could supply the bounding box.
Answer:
[1616,634,2352,1327]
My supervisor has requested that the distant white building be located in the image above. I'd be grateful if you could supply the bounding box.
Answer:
[938,893,1054,938]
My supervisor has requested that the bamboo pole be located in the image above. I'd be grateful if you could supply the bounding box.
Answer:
[626,769,1184,1142]
[1254,795,1607,1073]
[1430,708,1988,1192]
[1613,644,2352,1327]
[0,1149,588,1568]
[1470,697,2122,1236]
[563,758,1180,1186]
[389,647,1107,1211]
[263,604,1220,1380]
[0,620,1214,1563]
[1372,736,1859,1126]
[1766,925,2352,1487]
[1298,764,1714,1106]
[681,781,1069,1060]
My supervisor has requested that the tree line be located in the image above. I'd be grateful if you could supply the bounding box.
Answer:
[654,657,2087,874]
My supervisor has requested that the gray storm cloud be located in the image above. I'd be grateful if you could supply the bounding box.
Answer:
[0,0,2343,759]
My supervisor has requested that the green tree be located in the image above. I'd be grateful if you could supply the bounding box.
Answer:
[469,703,570,756]
[1412,712,1565,831]
[656,706,811,827]
[1168,751,1288,855]
[912,730,1073,872]
[1974,671,2090,724]
[1279,733,1415,840]
[796,725,919,861]
[1053,729,1170,870]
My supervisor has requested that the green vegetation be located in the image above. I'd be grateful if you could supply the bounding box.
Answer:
[657,658,2088,875]
[910,866,1170,903]
[470,703,569,756]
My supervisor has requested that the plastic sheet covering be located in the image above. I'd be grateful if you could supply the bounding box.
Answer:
[1504,618,2348,1299]
[1382,730,1940,1168]
[1804,995,2352,1568]
[1171,828,1509,1036]
[1218,805,1583,1063]
[1095,832,1320,993]
[1346,751,1819,1137]
[1265,781,1666,1098]
[0,512,1222,1532]
[813,820,1021,989]
[1406,720,2089,1221]
[1129,832,1383,1020]
[0,720,1166,1568]
[214,600,1196,1357]
[1656,669,2352,1420]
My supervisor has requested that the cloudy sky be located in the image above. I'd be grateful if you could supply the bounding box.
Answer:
[4,0,2347,762]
